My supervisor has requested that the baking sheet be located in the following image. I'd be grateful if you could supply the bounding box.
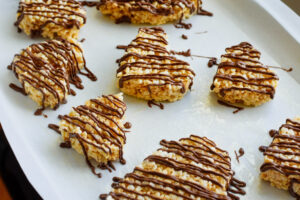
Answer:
[0,0,300,199]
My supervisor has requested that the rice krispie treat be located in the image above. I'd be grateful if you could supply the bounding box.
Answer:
[102,135,246,199]
[9,39,96,114]
[116,27,195,102]
[260,118,300,198]
[59,94,127,176]
[15,0,86,39]
[98,0,200,25]
[211,42,279,106]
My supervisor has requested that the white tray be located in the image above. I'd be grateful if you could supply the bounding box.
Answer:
[1,0,300,199]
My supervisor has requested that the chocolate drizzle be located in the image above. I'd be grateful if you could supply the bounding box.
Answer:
[60,141,71,148]
[190,54,218,67]
[260,118,300,198]
[9,83,27,96]
[58,95,127,177]
[197,8,213,16]
[268,65,293,72]
[208,57,218,67]
[34,108,44,116]
[174,14,192,29]
[234,148,245,163]
[98,161,116,172]
[147,100,164,110]
[105,135,245,199]
[195,0,213,16]
[269,129,278,137]
[116,45,128,50]
[80,1,101,7]
[48,124,61,134]
[228,177,246,199]
[217,100,244,114]
[100,0,199,21]
[9,39,96,114]
[15,0,86,37]
[116,27,195,97]
[170,49,191,57]
[211,42,279,100]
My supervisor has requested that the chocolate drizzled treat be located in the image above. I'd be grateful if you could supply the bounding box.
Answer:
[260,118,300,198]
[116,27,195,102]
[103,135,246,199]
[9,39,96,113]
[15,0,86,39]
[211,42,278,106]
[98,0,201,25]
[59,94,127,176]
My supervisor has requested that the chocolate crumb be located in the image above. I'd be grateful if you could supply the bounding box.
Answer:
[124,122,132,129]
[60,141,71,148]
[99,194,108,200]
[208,57,217,67]
[181,34,188,40]
[34,108,44,116]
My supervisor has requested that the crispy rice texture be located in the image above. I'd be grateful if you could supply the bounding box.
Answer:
[116,27,195,102]
[59,93,127,164]
[211,42,278,106]
[16,0,86,39]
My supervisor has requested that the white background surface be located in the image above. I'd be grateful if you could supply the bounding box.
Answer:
[0,0,300,199]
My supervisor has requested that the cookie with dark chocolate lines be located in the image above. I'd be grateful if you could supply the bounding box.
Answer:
[116,27,195,102]
[211,42,278,106]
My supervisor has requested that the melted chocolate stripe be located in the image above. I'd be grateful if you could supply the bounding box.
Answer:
[76,134,102,178]
[161,139,232,168]
[133,167,231,200]
[123,172,208,199]
[60,115,111,153]
[146,155,226,187]
[74,106,125,142]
